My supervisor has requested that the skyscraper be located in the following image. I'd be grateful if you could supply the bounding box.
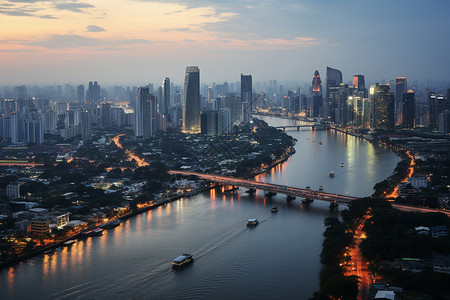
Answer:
[241,74,252,123]
[402,90,415,129]
[428,91,449,131]
[87,81,101,103]
[183,66,200,133]
[77,85,85,103]
[311,70,322,117]
[100,102,112,129]
[352,75,366,96]
[369,84,395,131]
[326,67,343,121]
[162,77,170,117]
[395,77,407,125]
[135,87,154,137]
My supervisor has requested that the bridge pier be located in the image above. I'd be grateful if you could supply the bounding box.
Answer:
[245,188,256,194]
[329,202,339,209]
[264,191,277,197]
[297,127,300,131]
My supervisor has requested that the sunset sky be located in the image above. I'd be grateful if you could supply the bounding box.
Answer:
[1,0,449,85]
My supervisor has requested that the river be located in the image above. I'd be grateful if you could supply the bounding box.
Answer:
[0,116,400,300]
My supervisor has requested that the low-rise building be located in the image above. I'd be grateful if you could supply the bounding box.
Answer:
[6,183,20,199]
[433,255,450,274]
[30,218,50,236]
[407,176,429,188]
[430,225,448,238]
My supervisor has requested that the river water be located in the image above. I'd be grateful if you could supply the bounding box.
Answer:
[0,116,400,300]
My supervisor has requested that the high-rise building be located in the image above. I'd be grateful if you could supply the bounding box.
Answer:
[241,74,252,123]
[135,87,154,137]
[80,110,92,139]
[395,77,407,125]
[162,77,170,117]
[402,91,415,129]
[325,67,343,121]
[428,91,449,131]
[183,66,201,133]
[369,84,395,131]
[100,102,112,129]
[87,81,101,103]
[311,70,322,117]
[77,85,85,103]
[352,75,366,96]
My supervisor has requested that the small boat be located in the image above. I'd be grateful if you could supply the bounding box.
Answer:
[247,218,259,227]
[319,141,322,145]
[44,248,55,254]
[271,205,278,213]
[340,163,345,167]
[286,195,296,201]
[101,219,121,229]
[82,228,104,237]
[302,198,314,204]
[319,186,323,191]
[63,240,75,246]
[172,253,194,269]
[329,171,334,178]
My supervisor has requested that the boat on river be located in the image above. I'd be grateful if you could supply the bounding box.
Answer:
[172,253,194,269]
[271,205,278,213]
[82,228,104,237]
[101,219,121,229]
[329,171,334,178]
[340,162,345,167]
[63,240,75,246]
[247,218,259,227]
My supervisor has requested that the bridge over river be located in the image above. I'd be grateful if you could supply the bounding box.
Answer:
[169,170,356,205]
[169,170,450,216]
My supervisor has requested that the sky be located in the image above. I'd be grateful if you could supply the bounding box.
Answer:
[1,0,449,86]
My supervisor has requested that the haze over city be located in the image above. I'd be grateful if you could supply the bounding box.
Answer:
[1,0,449,85]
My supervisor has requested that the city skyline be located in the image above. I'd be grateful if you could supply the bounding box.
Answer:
[1,0,449,85]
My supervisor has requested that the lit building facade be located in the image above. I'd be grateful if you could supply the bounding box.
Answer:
[370,83,395,131]
[183,66,201,133]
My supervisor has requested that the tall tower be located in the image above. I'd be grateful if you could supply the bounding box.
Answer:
[326,67,343,121]
[395,77,407,125]
[135,87,154,137]
[241,74,252,123]
[87,81,101,103]
[77,85,85,103]
[353,75,366,96]
[183,66,201,133]
[162,77,170,117]
[402,90,415,129]
[311,70,322,117]
[369,84,395,131]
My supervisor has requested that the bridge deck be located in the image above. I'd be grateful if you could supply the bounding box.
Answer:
[169,170,357,204]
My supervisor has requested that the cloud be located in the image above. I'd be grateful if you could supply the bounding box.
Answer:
[86,25,105,32]
[24,34,152,49]
[160,27,200,33]
[0,8,34,16]
[54,2,94,13]
[184,39,195,43]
